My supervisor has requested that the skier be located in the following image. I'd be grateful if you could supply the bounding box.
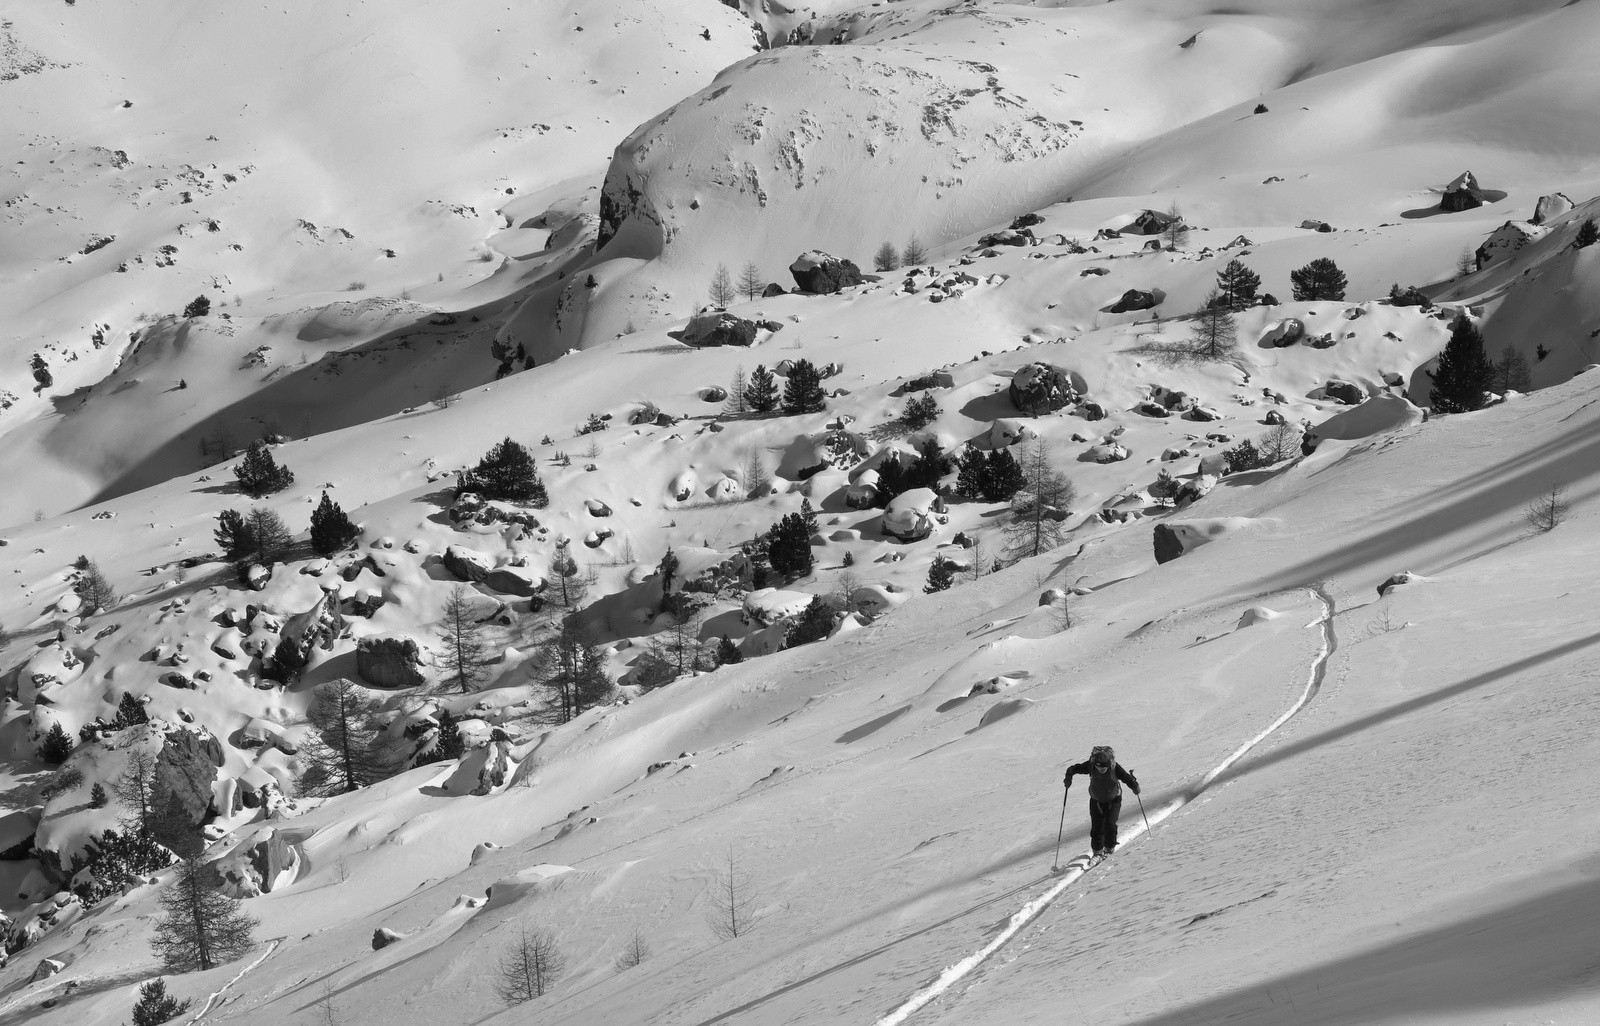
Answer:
[1063,745,1139,858]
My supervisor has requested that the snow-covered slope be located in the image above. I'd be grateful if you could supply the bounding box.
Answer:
[4,1,1600,1024]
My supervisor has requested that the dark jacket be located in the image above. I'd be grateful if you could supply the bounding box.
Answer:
[1064,760,1139,802]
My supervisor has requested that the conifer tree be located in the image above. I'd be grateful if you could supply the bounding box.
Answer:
[39,722,74,764]
[781,360,826,415]
[982,448,1027,502]
[1003,440,1076,560]
[746,365,779,414]
[783,596,835,648]
[657,547,680,609]
[1189,293,1238,360]
[1214,259,1261,310]
[76,560,118,614]
[548,539,584,607]
[131,978,191,1026]
[906,437,951,492]
[117,749,160,839]
[902,393,939,430]
[924,558,955,594]
[902,235,928,266]
[955,445,987,499]
[1161,202,1190,250]
[494,926,566,1004]
[1289,257,1348,301]
[874,242,900,272]
[715,636,743,666]
[709,264,736,308]
[1576,218,1598,248]
[90,782,109,808]
[736,262,765,301]
[436,586,489,693]
[234,441,294,498]
[1493,345,1533,394]
[874,451,907,508]
[1428,314,1496,414]
[766,513,813,579]
[799,498,818,535]
[541,614,610,721]
[465,438,547,504]
[309,491,359,556]
[116,691,150,729]
[244,508,292,566]
[298,679,387,796]
[213,509,253,561]
[726,365,748,415]
[151,855,259,972]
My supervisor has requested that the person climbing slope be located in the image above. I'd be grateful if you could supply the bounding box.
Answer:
[1063,745,1139,858]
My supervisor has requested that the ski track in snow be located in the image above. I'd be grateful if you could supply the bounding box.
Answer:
[183,937,282,1024]
[874,585,1339,1026]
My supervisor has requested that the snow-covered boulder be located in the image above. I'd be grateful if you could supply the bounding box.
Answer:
[1008,363,1086,415]
[1321,379,1366,406]
[852,583,909,617]
[483,565,546,598]
[742,589,814,627]
[1260,318,1306,347]
[988,419,1037,448]
[1122,208,1179,236]
[1085,442,1131,464]
[882,488,944,541]
[1441,170,1487,212]
[442,545,494,583]
[789,251,864,295]
[1378,571,1428,597]
[1110,288,1162,313]
[678,310,759,347]
[1152,518,1255,564]
[270,593,347,678]
[20,643,85,703]
[1530,192,1573,225]
[1303,394,1424,453]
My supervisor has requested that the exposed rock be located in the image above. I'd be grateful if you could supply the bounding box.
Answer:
[584,499,613,517]
[987,419,1037,448]
[357,635,428,689]
[1077,400,1106,421]
[1160,446,1192,462]
[1039,588,1066,606]
[679,310,758,347]
[30,958,65,984]
[1260,318,1305,347]
[483,566,546,598]
[1008,363,1087,415]
[700,386,727,403]
[1323,380,1365,406]
[1264,409,1287,426]
[978,228,1031,248]
[1530,192,1573,225]
[1188,405,1221,421]
[1150,385,1194,412]
[373,928,406,950]
[1122,209,1178,236]
[1388,285,1431,308]
[1474,220,1546,270]
[1176,474,1218,506]
[761,282,786,298]
[442,545,494,583]
[1378,571,1422,597]
[1152,524,1184,564]
[1110,288,1161,313]
[789,251,865,294]
[1198,453,1230,477]
[1299,219,1334,232]
[1132,400,1171,418]
[156,726,226,841]
[1441,171,1486,212]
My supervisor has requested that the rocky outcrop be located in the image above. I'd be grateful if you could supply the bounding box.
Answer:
[1122,209,1178,236]
[790,251,864,294]
[1110,288,1160,313]
[882,488,944,541]
[1378,571,1422,597]
[155,727,226,842]
[1152,524,1184,564]
[357,634,428,689]
[442,545,494,583]
[1474,220,1546,270]
[679,311,758,347]
[1085,442,1130,463]
[1323,380,1365,406]
[1441,171,1486,212]
[761,282,786,298]
[373,928,406,950]
[483,566,546,598]
[1531,192,1573,225]
[1008,363,1086,415]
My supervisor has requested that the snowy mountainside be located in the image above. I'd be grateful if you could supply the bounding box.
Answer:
[3,0,1600,1023]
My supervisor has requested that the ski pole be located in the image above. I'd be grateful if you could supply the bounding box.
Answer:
[1135,789,1152,841]
[1052,786,1069,870]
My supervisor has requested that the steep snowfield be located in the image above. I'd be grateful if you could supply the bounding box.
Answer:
[4,1,1600,1024]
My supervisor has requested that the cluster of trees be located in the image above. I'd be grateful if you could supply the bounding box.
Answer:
[1001,441,1077,561]
[215,491,358,575]
[72,557,117,615]
[766,501,818,580]
[954,445,1026,502]
[1223,422,1303,472]
[709,262,767,307]
[874,438,953,507]
[1428,314,1500,414]
[873,236,928,271]
[723,362,826,417]
[902,392,939,430]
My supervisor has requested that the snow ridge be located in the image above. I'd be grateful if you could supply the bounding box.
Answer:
[875,586,1338,1025]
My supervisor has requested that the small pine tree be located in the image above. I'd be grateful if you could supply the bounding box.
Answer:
[1428,314,1495,414]
[116,691,150,729]
[736,262,764,301]
[298,679,388,796]
[151,855,259,972]
[726,365,748,415]
[901,235,928,266]
[39,722,74,764]
[955,445,987,499]
[1493,345,1533,394]
[715,636,743,665]
[1575,218,1598,249]
[494,926,566,1004]
[709,264,736,308]
[1003,440,1076,560]
[1214,259,1261,310]
[781,360,827,415]
[244,507,292,566]
[182,295,211,319]
[436,586,490,693]
[766,513,814,579]
[213,509,253,560]
[76,559,118,614]
[1189,295,1238,360]
[465,437,546,504]
[906,437,951,492]
[746,365,779,414]
[309,491,359,556]
[657,547,680,610]
[982,448,1027,502]
[234,441,294,498]
[131,978,191,1026]
[924,558,955,594]
[783,596,834,648]
[874,242,900,272]
[548,540,584,607]
[903,393,939,429]
[1161,203,1189,250]
[874,451,907,508]
[1289,257,1348,301]
[799,498,819,535]
[90,782,109,808]
[1223,438,1267,472]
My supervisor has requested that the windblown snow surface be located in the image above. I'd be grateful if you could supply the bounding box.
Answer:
[3,0,1600,1024]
